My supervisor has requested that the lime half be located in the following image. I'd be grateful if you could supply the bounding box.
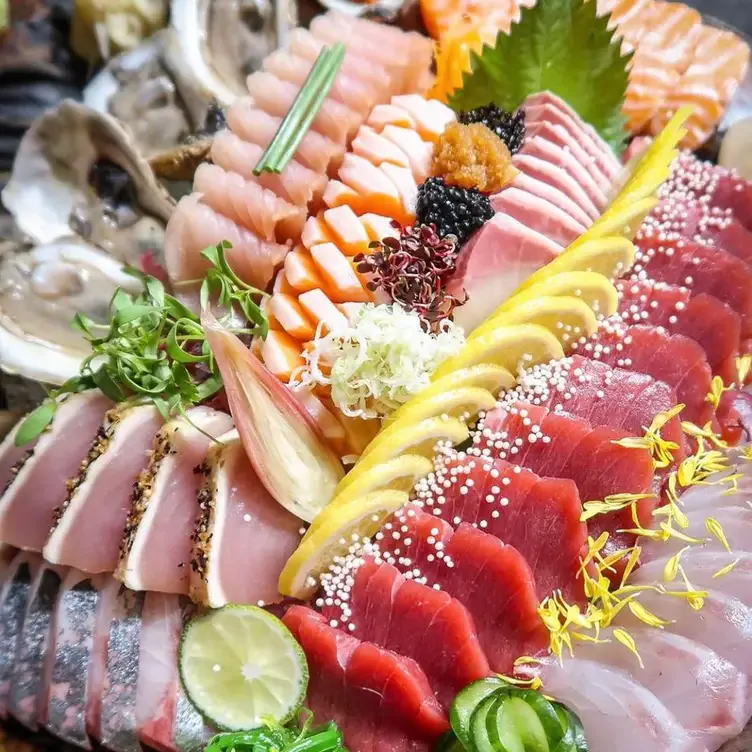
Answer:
[179,605,308,731]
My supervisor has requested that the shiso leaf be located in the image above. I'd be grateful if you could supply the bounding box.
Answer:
[448,0,632,153]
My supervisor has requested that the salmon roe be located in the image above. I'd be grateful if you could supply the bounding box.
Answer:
[432,121,517,193]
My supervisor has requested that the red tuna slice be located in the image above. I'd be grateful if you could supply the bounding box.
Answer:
[342,559,490,709]
[634,233,752,338]
[283,605,448,750]
[437,524,548,672]
[709,173,752,235]
[491,186,587,247]
[509,354,686,466]
[449,212,561,334]
[618,279,741,383]
[589,323,715,429]
[482,403,656,569]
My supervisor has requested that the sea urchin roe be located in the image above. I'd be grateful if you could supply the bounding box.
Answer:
[432,121,517,194]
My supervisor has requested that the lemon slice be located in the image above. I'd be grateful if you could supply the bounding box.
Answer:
[328,454,433,512]
[519,236,636,289]
[180,605,308,730]
[498,271,619,319]
[279,489,409,598]
[383,365,514,429]
[585,196,659,242]
[340,416,468,492]
[432,324,564,381]
[471,296,599,345]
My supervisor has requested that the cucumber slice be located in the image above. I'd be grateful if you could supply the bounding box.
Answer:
[180,605,308,731]
[470,695,504,752]
[514,690,565,749]
[551,706,576,752]
[487,695,551,752]
[451,678,507,747]
[562,707,589,752]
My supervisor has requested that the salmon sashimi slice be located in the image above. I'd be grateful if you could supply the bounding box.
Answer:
[633,232,752,338]
[284,246,327,293]
[649,25,749,148]
[481,402,656,568]
[193,163,305,244]
[379,125,434,181]
[0,391,112,552]
[352,125,412,170]
[269,294,317,342]
[246,72,361,145]
[284,605,449,751]
[321,206,371,257]
[263,50,381,118]
[520,657,693,752]
[43,404,165,573]
[389,95,457,144]
[309,243,371,303]
[190,431,303,608]
[226,97,345,175]
[163,194,289,290]
[261,330,305,381]
[298,289,350,334]
[507,354,686,465]
[618,279,741,383]
[326,558,490,709]
[587,322,715,431]
[572,626,746,749]
[116,407,234,596]
[211,129,327,208]
[635,1,702,74]
[491,186,588,247]
[450,213,562,334]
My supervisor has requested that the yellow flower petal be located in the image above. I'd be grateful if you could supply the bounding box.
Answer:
[613,628,644,668]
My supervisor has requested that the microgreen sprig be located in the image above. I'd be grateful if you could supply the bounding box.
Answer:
[14,242,267,447]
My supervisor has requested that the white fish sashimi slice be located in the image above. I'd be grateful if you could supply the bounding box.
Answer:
[571,626,746,749]
[524,657,694,752]
[190,431,303,608]
[618,587,752,675]
[43,404,165,574]
[634,551,752,607]
[117,406,233,595]
[0,391,112,552]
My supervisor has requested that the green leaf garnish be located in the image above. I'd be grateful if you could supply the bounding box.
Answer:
[15,242,268,447]
[447,0,632,153]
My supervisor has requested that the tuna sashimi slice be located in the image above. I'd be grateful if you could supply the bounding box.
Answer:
[0,391,112,551]
[511,172,593,228]
[284,605,448,752]
[164,193,289,290]
[190,431,302,608]
[339,558,490,709]
[450,213,561,334]
[0,552,40,719]
[491,186,587,247]
[193,163,305,244]
[438,524,549,672]
[571,626,746,749]
[9,563,64,730]
[633,232,752,338]
[43,404,164,573]
[587,323,715,429]
[0,419,38,493]
[117,407,233,595]
[522,657,694,752]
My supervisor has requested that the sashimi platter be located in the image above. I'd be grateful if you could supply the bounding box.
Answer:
[5,0,752,750]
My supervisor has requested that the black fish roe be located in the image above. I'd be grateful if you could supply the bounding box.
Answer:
[458,105,526,155]
[415,177,494,247]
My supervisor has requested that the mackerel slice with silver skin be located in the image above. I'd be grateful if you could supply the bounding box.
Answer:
[8,562,65,730]
[0,552,41,719]
[116,406,233,595]
[44,569,103,748]
[44,404,164,573]
[136,592,212,752]
[191,430,303,608]
[0,391,112,551]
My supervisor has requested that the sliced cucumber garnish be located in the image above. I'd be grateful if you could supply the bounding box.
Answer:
[470,695,504,752]
[451,678,508,748]
[550,706,576,752]
[436,732,468,752]
[513,690,565,749]
[558,706,589,752]
[487,695,550,752]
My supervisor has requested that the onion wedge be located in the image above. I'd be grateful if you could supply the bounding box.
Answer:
[202,310,344,522]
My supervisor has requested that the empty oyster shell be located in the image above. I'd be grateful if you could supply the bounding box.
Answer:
[0,237,142,386]
[1,100,175,268]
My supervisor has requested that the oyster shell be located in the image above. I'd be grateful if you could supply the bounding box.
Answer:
[1,100,175,268]
[0,237,142,386]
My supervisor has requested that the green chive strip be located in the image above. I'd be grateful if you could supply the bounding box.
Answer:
[253,42,346,176]
[271,43,347,175]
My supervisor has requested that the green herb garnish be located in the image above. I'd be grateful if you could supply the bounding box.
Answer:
[206,711,346,752]
[253,43,346,176]
[15,242,267,447]
[447,0,632,153]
